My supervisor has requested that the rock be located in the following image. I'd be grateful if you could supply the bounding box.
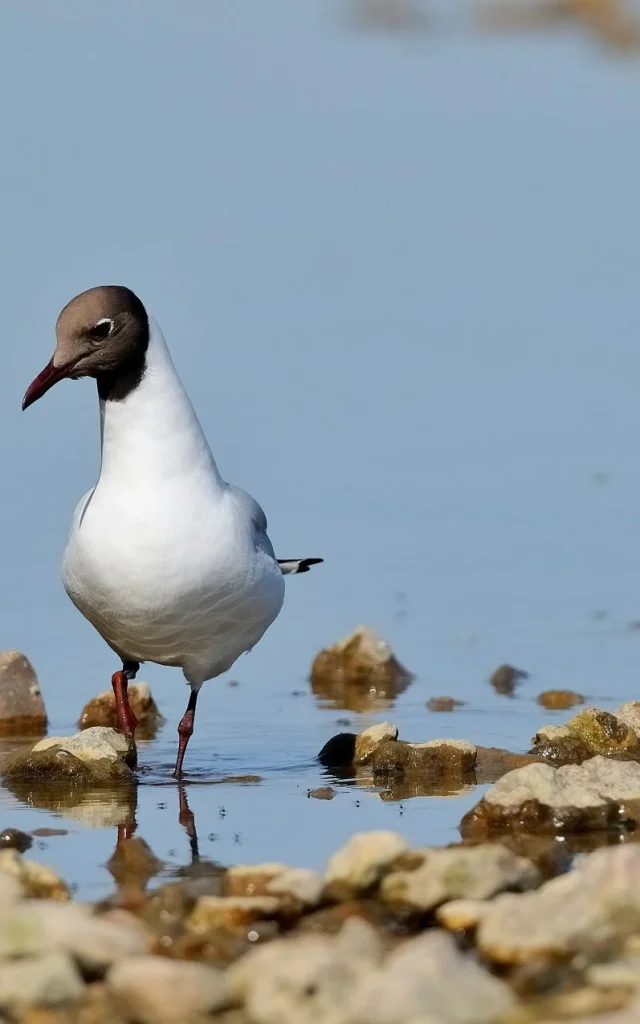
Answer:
[354,722,399,764]
[0,950,84,1011]
[79,681,165,738]
[0,651,47,735]
[224,864,287,897]
[2,727,136,785]
[474,746,543,784]
[0,849,69,900]
[311,627,413,710]
[267,868,324,909]
[380,843,540,911]
[324,831,409,896]
[0,901,148,975]
[370,738,476,780]
[186,895,281,935]
[107,838,164,890]
[531,707,640,765]
[615,700,640,737]
[426,696,467,712]
[309,786,336,800]
[436,898,490,931]
[0,828,32,852]
[107,955,227,1023]
[461,755,640,837]
[536,689,585,710]
[477,844,640,965]
[227,917,382,1024]
[489,663,528,696]
[317,732,357,769]
[349,929,517,1024]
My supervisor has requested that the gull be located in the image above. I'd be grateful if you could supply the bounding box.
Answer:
[23,286,322,775]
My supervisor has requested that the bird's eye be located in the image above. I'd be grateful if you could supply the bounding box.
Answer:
[89,318,114,341]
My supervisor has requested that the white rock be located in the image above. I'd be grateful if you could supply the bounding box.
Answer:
[0,950,84,1011]
[108,955,227,1023]
[33,726,132,764]
[325,831,409,892]
[267,867,324,907]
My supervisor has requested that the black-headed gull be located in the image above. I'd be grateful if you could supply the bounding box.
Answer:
[23,286,322,775]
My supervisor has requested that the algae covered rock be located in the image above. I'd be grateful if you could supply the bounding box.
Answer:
[461,755,640,837]
[532,707,640,765]
[1,727,136,786]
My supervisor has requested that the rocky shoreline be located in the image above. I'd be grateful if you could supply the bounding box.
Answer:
[2,633,640,1021]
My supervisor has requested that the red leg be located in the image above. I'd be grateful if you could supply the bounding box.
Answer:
[174,688,199,777]
[111,670,138,737]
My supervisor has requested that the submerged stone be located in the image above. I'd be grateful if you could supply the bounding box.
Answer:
[1,727,136,787]
[311,626,413,710]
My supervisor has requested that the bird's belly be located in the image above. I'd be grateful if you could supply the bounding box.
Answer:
[62,506,285,678]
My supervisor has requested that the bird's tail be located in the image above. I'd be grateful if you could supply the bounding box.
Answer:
[278,558,324,575]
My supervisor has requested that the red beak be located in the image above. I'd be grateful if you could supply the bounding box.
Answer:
[22,358,77,411]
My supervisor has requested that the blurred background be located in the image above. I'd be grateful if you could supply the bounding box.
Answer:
[1,0,640,892]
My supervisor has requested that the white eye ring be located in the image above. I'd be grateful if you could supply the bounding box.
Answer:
[92,317,114,340]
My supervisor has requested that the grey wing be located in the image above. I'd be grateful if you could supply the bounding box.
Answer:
[228,484,276,558]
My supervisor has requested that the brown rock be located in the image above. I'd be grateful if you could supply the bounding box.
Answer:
[537,689,585,710]
[107,955,227,1023]
[223,864,286,897]
[354,722,398,764]
[311,626,413,711]
[370,738,476,780]
[461,755,640,838]
[474,746,543,784]
[309,787,336,800]
[0,651,47,735]
[0,828,32,853]
[0,849,69,900]
[489,663,528,696]
[79,682,165,739]
[532,707,640,765]
[185,895,281,936]
[426,696,466,712]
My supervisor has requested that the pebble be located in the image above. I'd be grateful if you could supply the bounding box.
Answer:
[0,950,84,1011]
[309,786,336,800]
[0,828,32,852]
[0,849,69,900]
[536,689,585,710]
[426,696,466,712]
[267,867,324,909]
[224,863,287,897]
[108,954,227,1023]
[186,895,281,935]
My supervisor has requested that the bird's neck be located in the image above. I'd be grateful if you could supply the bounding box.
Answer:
[97,317,225,494]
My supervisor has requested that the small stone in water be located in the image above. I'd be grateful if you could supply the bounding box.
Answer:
[309,787,336,800]
[0,828,32,852]
[426,696,466,712]
[489,663,529,696]
[537,689,585,710]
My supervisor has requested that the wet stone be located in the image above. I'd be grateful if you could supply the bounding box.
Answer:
[186,895,282,936]
[267,868,324,909]
[473,746,543,785]
[537,689,585,710]
[354,721,399,765]
[0,651,47,736]
[311,626,413,710]
[79,681,165,739]
[531,707,640,765]
[461,755,640,837]
[223,864,287,898]
[317,732,357,769]
[426,696,466,712]
[1,727,136,786]
[489,663,528,696]
[0,828,32,853]
[370,738,476,780]
[309,786,336,800]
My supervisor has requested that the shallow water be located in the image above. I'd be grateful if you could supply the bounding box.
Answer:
[2,2,640,897]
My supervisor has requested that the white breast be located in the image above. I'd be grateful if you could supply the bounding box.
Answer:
[62,318,285,684]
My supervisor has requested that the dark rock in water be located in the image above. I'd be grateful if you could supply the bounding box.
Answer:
[309,787,336,800]
[489,663,529,696]
[426,696,466,712]
[79,682,165,739]
[0,727,136,786]
[531,707,640,765]
[0,650,47,736]
[370,738,476,782]
[536,689,585,711]
[317,732,357,769]
[461,755,640,837]
[311,626,413,711]
[0,828,32,853]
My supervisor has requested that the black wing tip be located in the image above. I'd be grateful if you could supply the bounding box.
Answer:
[278,557,324,574]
